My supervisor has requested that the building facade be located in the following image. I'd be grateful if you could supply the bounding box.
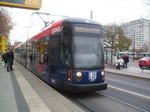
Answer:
[121,18,150,52]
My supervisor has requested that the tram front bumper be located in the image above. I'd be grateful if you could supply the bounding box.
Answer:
[64,82,107,92]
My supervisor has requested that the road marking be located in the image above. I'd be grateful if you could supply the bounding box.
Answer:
[98,92,148,112]
[108,85,150,100]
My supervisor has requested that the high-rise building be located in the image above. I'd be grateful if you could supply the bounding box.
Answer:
[121,18,150,51]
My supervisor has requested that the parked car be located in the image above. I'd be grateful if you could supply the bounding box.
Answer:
[139,57,150,69]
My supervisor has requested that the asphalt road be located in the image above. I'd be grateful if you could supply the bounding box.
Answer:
[63,72,150,112]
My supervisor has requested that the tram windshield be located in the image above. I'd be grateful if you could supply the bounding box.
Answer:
[73,24,104,68]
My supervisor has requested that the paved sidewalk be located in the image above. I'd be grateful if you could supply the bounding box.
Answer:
[0,63,18,112]
[105,61,150,79]
[0,61,85,112]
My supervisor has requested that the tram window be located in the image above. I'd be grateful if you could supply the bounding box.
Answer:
[63,25,70,44]
[44,51,48,63]
[48,35,59,65]
[61,27,71,66]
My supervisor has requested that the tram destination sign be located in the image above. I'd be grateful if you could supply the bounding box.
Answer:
[0,0,42,10]
[74,26,101,34]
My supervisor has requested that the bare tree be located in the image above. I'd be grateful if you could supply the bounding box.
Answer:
[141,43,149,52]
[103,24,132,51]
[0,8,13,37]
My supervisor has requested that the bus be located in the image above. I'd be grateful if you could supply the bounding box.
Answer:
[15,17,107,92]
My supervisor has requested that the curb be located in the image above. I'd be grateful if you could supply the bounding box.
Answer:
[105,70,150,80]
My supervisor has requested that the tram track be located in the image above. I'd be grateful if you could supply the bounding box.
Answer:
[60,77,150,112]
[81,92,146,112]
[108,85,150,100]
[58,72,150,112]
[67,97,95,112]
[61,89,146,112]
[97,90,148,112]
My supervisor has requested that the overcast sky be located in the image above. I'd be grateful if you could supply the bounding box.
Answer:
[7,0,150,44]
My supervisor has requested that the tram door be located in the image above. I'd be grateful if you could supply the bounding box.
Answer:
[48,34,60,83]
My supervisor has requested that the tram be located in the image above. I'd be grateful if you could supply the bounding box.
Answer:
[15,17,107,92]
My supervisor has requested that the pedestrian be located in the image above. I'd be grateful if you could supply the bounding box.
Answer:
[29,53,33,64]
[2,52,7,67]
[115,56,124,70]
[10,50,14,70]
[122,54,129,68]
[6,49,14,71]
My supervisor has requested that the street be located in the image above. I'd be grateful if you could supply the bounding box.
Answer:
[62,72,150,112]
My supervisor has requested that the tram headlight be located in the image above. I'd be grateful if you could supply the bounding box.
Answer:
[76,72,82,78]
[101,70,105,80]
[76,72,82,81]
[101,71,104,76]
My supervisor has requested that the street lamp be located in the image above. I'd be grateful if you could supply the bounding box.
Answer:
[110,35,114,66]
[24,26,31,68]
[24,14,33,67]
[110,33,119,66]
[133,30,135,61]
[115,34,119,55]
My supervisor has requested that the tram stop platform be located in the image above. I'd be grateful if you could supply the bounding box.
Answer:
[0,60,85,112]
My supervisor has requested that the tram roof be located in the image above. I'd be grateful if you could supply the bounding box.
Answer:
[30,17,101,41]
[62,17,101,24]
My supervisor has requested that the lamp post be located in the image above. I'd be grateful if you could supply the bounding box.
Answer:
[24,26,31,68]
[115,34,119,56]
[90,10,93,19]
[133,30,135,61]
[24,13,35,67]
[111,35,114,66]
[110,32,119,66]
